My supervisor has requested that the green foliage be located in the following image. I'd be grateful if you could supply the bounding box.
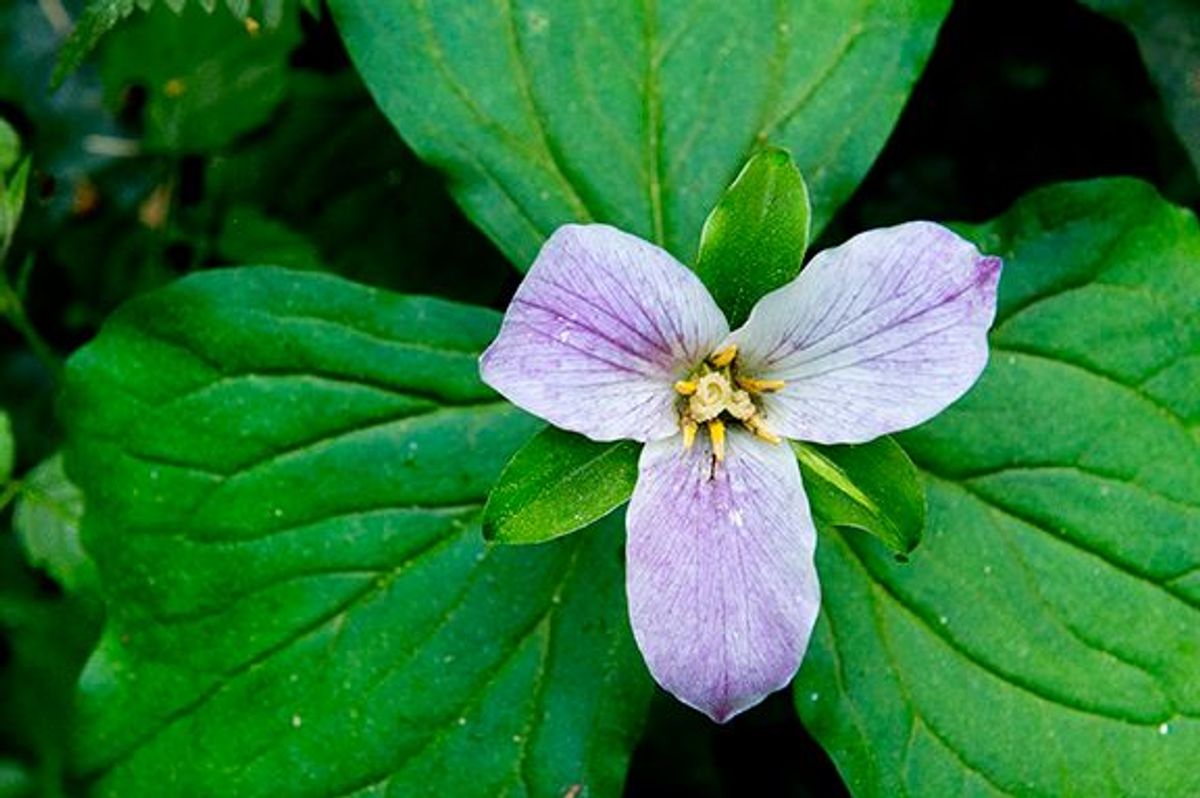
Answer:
[53,0,295,89]
[0,412,11,485]
[14,454,93,595]
[796,178,1200,796]
[484,428,641,545]
[695,147,810,327]
[0,119,18,173]
[329,0,951,267]
[795,437,925,558]
[1080,0,1200,177]
[99,2,301,152]
[63,267,652,795]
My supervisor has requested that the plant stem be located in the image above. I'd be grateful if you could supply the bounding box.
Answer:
[0,275,61,378]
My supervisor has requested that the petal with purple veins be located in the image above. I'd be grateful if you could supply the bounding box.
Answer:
[731,221,1001,444]
[481,224,729,442]
[626,429,820,722]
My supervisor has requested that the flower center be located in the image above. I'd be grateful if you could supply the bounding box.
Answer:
[673,344,784,461]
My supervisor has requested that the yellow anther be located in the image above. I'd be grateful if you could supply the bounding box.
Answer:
[164,78,186,97]
[708,419,726,461]
[736,376,786,394]
[244,16,262,35]
[709,344,738,368]
[746,416,782,444]
[674,379,698,396]
[681,419,698,449]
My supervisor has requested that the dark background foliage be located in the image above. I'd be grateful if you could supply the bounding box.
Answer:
[0,0,1193,794]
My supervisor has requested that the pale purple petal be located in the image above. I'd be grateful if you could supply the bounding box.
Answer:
[480,224,729,442]
[626,429,820,722]
[730,222,1001,444]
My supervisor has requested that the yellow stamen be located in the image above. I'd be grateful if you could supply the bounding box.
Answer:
[681,419,698,449]
[244,16,262,35]
[746,416,782,444]
[736,376,786,394]
[674,379,698,396]
[709,344,737,368]
[708,419,726,461]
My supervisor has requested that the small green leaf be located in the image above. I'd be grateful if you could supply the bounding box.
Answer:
[795,436,925,558]
[217,205,324,271]
[50,0,138,90]
[695,147,811,326]
[0,411,12,484]
[484,428,640,545]
[99,2,300,152]
[2,157,30,242]
[14,454,94,594]
[0,117,18,172]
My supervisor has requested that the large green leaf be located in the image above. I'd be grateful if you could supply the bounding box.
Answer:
[796,178,1200,796]
[329,0,951,267]
[63,268,652,796]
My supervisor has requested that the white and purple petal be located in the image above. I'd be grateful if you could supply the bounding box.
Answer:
[730,221,1001,444]
[481,224,729,442]
[626,430,820,722]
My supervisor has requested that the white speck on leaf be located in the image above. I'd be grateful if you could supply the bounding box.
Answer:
[291,714,302,728]
[1159,723,1170,735]
[809,692,819,702]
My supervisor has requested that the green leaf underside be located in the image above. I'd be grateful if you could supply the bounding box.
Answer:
[795,437,924,558]
[328,0,951,268]
[484,427,640,545]
[796,178,1200,797]
[695,146,810,327]
[63,268,652,796]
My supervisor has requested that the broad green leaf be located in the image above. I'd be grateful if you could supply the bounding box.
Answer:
[99,2,300,152]
[14,454,94,594]
[795,437,924,558]
[694,146,810,327]
[52,0,294,88]
[329,0,951,268]
[484,427,640,545]
[1080,0,1200,177]
[796,178,1200,796]
[63,268,652,796]
[0,411,11,484]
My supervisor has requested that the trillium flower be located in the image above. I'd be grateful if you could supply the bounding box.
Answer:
[480,222,1001,722]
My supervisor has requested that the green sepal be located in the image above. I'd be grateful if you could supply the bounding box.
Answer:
[484,427,640,545]
[695,146,811,327]
[794,436,925,558]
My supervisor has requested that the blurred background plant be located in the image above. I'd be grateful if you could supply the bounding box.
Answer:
[0,0,1195,795]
